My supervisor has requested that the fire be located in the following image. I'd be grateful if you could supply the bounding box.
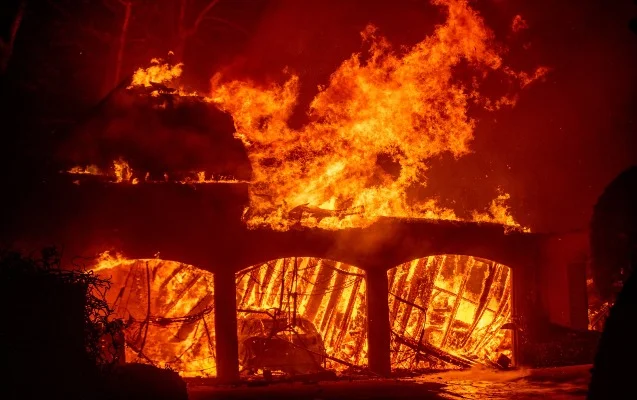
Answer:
[67,0,545,232]
[129,57,183,88]
[93,253,511,377]
[236,258,367,370]
[93,252,217,377]
[67,165,101,175]
[67,159,137,184]
[113,158,136,184]
[472,193,531,233]
[389,255,512,369]
[93,254,368,376]
[67,160,242,185]
[210,0,542,231]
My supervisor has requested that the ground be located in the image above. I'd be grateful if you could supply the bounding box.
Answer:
[187,364,591,400]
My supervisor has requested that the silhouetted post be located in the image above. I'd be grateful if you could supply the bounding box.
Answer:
[366,268,391,377]
[213,269,240,383]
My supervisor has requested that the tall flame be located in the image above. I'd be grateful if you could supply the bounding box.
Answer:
[210,0,542,231]
[68,0,542,232]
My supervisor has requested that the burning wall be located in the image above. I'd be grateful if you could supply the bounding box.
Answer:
[2,169,592,378]
[93,256,369,376]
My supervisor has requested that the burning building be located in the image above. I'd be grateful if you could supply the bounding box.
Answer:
[1,0,606,384]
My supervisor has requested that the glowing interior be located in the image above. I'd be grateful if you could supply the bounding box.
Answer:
[389,255,513,369]
[94,253,512,377]
[235,258,368,371]
[94,258,217,377]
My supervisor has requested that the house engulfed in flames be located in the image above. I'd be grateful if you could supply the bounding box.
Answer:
[4,0,599,381]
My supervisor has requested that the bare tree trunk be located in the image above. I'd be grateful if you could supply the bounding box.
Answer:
[113,0,132,86]
[174,0,221,63]
[0,0,26,74]
[173,0,188,62]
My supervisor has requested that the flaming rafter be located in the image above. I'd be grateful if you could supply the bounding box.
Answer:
[389,255,512,370]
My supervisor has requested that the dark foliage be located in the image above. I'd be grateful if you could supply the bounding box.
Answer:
[0,248,122,399]
[589,7,637,302]
[0,247,122,367]
[104,363,188,400]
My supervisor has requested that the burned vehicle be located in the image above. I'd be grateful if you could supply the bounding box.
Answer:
[237,314,326,375]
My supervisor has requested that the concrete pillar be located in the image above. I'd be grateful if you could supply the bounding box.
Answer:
[213,269,240,383]
[512,261,540,367]
[365,268,392,377]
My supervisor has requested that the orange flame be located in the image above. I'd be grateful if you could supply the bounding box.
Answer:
[389,255,513,369]
[472,193,530,232]
[236,258,367,370]
[93,252,217,377]
[210,0,540,231]
[67,161,242,185]
[93,253,511,376]
[69,0,542,233]
[130,57,183,88]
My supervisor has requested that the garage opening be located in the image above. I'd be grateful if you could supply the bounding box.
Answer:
[235,257,367,376]
[388,255,513,371]
[93,255,217,377]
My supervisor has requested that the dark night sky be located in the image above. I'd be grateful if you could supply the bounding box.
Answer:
[1,0,636,234]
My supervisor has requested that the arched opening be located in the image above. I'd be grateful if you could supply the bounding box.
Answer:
[388,255,513,371]
[93,255,217,377]
[235,257,367,375]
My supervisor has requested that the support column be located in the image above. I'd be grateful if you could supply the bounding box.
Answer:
[365,268,391,377]
[213,269,240,383]
[511,262,538,367]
